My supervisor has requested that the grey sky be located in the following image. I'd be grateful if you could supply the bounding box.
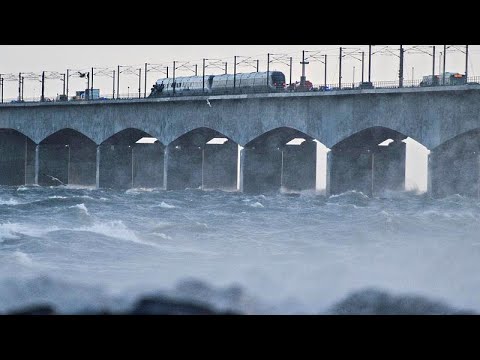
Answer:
[1,45,477,101]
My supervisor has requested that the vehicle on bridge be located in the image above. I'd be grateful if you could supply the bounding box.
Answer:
[149,71,286,97]
[420,72,466,87]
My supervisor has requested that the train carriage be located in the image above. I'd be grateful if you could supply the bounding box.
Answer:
[149,71,286,97]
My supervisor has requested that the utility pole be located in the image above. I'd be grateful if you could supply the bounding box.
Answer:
[267,53,270,87]
[300,51,308,87]
[224,62,227,74]
[166,66,169,78]
[399,45,404,88]
[41,71,45,102]
[91,67,94,99]
[368,45,372,83]
[339,47,342,88]
[465,45,469,80]
[66,69,69,98]
[87,73,90,99]
[117,66,120,99]
[202,58,205,92]
[439,52,442,77]
[0,77,3,103]
[18,73,21,101]
[234,56,237,91]
[144,63,147,98]
[324,54,327,88]
[112,70,115,99]
[256,59,259,72]
[173,61,176,94]
[432,46,435,80]
[289,56,292,86]
[195,64,198,76]
[443,45,446,85]
[62,73,66,95]
[21,76,24,101]
[138,68,141,99]
[361,51,365,83]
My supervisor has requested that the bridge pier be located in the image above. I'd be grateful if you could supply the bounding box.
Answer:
[96,146,100,188]
[0,130,35,185]
[35,145,39,185]
[429,136,480,197]
[328,140,406,196]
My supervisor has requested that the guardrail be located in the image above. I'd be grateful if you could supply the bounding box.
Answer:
[2,76,480,105]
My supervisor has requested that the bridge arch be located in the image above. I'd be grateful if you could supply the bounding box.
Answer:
[242,127,326,193]
[328,126,430,196]
[99,128,165,189]
[38,128,97,186]
[0,129,36,185]
[166,127,239,191]
[243,125,320,149]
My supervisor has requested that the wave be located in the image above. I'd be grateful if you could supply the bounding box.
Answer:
[11,251,34,267]
[249,202,264,208]
[154,201,176,209]
[0,222,61,241]
[0,198,23,206]
[69,203,90,216]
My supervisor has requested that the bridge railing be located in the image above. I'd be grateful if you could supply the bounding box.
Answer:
[2,76,480,105]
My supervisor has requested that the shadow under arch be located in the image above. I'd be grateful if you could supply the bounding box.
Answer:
[329,126,410,196]
[38,128,97,187]
[243,126,320,148]
[243,127,325,194]
[166,127,239,191]
[99,128,165,189]
[0,128,36,186]
[331,126,408,151]
[429,128,480,198]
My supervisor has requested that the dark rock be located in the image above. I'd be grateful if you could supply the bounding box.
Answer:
[9,304,57,315]
[131,296,231,315]
[329,288,476,315]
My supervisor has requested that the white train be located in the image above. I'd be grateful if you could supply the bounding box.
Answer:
[149,71,286,97]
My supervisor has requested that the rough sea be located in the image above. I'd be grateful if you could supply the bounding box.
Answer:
[0,185,479,314]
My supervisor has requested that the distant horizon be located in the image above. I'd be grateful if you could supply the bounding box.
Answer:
[1,45,477,101]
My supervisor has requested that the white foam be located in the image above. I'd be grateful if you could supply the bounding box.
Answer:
[11,251,34,267]
[250,202,264,208]
[0,223,21,241]
[69,203,90,216]
[0,222,61,240]
[64,185,96,190]
[126,188,155,194]
[75,221,162,249]
[151,232,173,240]
[157,202,176,209]
[0,198,22,205]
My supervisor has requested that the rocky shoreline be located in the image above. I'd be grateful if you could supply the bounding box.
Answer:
[5,288,475,315]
